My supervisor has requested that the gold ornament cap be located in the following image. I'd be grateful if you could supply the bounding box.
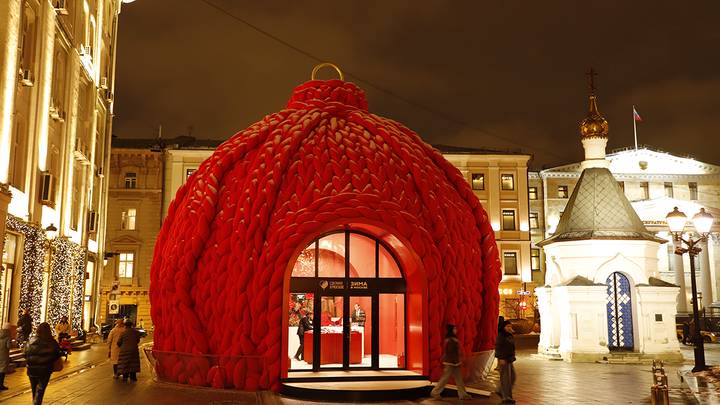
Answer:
[579,94,609,138]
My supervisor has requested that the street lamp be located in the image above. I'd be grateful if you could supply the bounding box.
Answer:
[666,206,714,372]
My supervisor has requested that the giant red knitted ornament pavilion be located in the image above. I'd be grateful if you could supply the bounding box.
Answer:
[150,67,501,391]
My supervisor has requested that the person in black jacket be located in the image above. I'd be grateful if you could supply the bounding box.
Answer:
[495,319,516,404]
[17,309,32,344]
[25,322,63,405]
[294,311,313,361]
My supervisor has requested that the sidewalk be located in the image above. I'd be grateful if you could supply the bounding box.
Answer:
[0,347,700,404]
[0,343,108,402]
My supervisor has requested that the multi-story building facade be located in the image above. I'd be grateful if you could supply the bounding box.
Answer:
[440,146,534,319]
[531,147,720,312]
[99,142,162,329]
[0,0,128,331]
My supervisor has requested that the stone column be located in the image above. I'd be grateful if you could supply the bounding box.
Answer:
[700,239,713,307]
[672,240,688,313]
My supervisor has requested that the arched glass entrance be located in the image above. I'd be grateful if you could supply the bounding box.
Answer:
[288,230,406,372]
[606,272,634,350]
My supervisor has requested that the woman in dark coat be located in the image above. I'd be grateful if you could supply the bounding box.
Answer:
[25,322,63,405]
[117,319,141,381]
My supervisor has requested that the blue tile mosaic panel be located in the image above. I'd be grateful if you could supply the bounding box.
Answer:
[606,272,634,349]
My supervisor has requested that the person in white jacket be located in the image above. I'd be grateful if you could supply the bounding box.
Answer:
[106,319,125,378]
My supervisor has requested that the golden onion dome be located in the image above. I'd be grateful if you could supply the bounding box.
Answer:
[579,94,609,138]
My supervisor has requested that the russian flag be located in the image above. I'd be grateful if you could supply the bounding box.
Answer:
[633,107,643,122]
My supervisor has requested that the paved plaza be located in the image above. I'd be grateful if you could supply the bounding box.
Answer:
[0,344,711,404]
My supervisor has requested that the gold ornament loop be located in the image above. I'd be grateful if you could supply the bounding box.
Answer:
[311,62,344,81]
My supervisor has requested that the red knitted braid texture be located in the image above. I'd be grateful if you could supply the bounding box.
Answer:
[149,79,501,391]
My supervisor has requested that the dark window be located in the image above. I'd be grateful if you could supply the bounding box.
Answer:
[529,187,538,200]
[502,209,516,231]
[640,182,649,200]
[471,173,484,190]
[503,252,518,275]
[530,212,539,229]
[501,174,515,191]
[124,172,137,189]
[664,182,673,198]
[618,181,625,192]
[531,249,540,271]
[558,185,568,198]
[655,314,663,322]
[186,168,196,180]
[689,182,698,200]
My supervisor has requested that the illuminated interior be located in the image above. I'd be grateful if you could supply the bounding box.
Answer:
[287,230,406,372]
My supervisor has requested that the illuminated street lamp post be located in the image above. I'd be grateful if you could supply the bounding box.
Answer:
[666,207,714,372]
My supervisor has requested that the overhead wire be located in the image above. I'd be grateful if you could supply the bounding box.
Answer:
[197,0,571,161]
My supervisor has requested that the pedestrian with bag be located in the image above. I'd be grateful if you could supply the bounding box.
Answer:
[0,323,12,390]
[495,319,517,404]
[430,324,472,400]
[25,322,63,405]
[107,319,125,378]
[117,319,141,381]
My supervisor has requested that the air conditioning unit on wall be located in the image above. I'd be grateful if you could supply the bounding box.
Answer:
[39,172,56,208]
[87,210,98,233]
[54,0,68,15]
[19,69,34,86]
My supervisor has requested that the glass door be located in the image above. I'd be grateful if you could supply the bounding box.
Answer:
[347,294,374,368]
[315,294,344,370]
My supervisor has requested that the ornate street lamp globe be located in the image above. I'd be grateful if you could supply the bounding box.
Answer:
[692,208,714,235]
[666,207,687,233]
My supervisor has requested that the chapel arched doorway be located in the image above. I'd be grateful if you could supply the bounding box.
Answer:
[287,230,408,372]
[606,272,634,351]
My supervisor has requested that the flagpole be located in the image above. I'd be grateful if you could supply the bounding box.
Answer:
[633,105,638,150]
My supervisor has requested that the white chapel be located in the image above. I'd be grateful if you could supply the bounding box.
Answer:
[535,84,682,362]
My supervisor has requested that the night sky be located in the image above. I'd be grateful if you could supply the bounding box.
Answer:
[113,1,720,169]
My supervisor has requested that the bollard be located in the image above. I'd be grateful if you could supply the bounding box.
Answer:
[650,360,670,405]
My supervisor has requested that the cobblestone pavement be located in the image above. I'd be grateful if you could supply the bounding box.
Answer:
[3,346,712,404]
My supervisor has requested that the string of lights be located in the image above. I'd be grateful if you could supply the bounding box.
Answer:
[6,215,46,327]
[48,238,87,331]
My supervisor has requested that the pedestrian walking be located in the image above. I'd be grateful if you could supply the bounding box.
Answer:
[495,319,517,404]
[430,324,472,400]
[17,309,32,344]
[294,310,313,361]
[25,322,63,405]
[117,319,141,381]
[107,319,125,378]
[682,321,690,345]
[0,323,12,390]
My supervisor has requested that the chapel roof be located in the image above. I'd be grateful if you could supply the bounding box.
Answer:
[538,167,665,246]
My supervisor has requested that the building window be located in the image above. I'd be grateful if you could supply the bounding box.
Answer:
[558,185,568,198]
[531,248,540,271]
[501,174,515,191]
[529,187,538,200]
[118,252,134,279]
[618,181,625,192]
[186,168,196,180]
[664,182,674,198]
[124,172,137,189]
[689,182,698,200]
[503,252,518,275]
[471,173,485,190]
[502,209,516,231]
[121,208,137,230]
[530,212,539,229]
[640,182,649,200]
